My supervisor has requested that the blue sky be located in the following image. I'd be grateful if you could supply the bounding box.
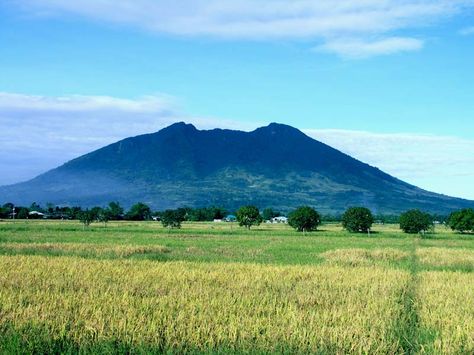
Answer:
[1,0,474,199]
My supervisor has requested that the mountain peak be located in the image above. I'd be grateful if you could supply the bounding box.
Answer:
[162,121,197,133]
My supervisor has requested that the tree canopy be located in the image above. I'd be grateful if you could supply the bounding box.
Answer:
[448,208,474,233]
[236,206,262,229]
[342,207,374,233]
[399,209,433,234]
[288,206,320,233]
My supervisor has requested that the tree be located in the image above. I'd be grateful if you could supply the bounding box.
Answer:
[161,209,186,229]
[448,208,474,233]
[262,208,280,221]
[126,203,151,221]
[98,209,112,227]
[236,205,262,230]
[342,207,374,233]
[399,209,433,234]
[288,206,320,233]
[108,201,124,220]
[79,209,95,228]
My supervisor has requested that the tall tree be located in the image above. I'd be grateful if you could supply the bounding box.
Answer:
[236,206,262,230]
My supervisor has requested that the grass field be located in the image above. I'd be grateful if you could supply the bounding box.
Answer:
[0,220,473,353]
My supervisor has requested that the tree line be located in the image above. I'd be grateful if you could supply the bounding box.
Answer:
[1,202,473,234]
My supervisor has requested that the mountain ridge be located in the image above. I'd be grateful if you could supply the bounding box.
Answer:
[1,122,472,214]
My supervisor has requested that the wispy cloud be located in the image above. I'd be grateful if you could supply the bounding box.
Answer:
[0,92,258,185]
[460,26,474,35]
[314,37,423,58]
[13,0,474,58]
[304,129,474,199]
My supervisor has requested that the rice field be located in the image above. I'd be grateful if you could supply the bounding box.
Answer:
[0,220,473,353]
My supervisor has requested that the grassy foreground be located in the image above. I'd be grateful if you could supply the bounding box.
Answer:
[0,220,473,353]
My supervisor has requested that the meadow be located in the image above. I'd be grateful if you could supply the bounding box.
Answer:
[0,220,473,354]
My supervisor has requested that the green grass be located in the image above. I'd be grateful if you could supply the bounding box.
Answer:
[0,220,473,353]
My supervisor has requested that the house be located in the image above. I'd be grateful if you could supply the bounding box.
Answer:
[271,216,288,224]
[28,211,46,219]
[225,215,237,222]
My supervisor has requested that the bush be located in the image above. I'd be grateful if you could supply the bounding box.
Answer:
[399,209,433,234]
[161,209,186,229]
[236,206,262,229]
[448,208,474,233]
[342,207,374,233]
[288,206,321,233]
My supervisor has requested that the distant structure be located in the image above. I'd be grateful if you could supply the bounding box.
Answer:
[270,216,288,224]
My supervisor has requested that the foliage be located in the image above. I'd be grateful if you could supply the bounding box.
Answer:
[448,208,474,233]
[126,203,152,221]
[236,205,262,229]
[288,206,321,233]
[161,209,186,229]
[399,209,433,234]
[342,207,375,233]
[78,209,95,228]
[262,208,280,221]
[107,201,124,220]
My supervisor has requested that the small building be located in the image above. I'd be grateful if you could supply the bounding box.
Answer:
[271,216,288,224]
[28,211,46,219]
[225,215,237,222]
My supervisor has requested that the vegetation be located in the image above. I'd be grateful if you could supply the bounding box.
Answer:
[125,202,152,221]
[399,209,433,234]
[448,208,474,233]
[78,209,95,228]
[0,221,473,353]
[288,206,320,233]
[160,209,186,229]
[342,207,374,233]
[236,205,262,229]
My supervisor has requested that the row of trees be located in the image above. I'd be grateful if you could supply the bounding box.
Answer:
[236,205,474,235]
[2,202,473,234]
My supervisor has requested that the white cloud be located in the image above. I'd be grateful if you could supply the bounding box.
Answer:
[0,92,258,185]
[304,129,474,199]
[14,0,474,58]
[314,37,423,58]
[314,36,423,58]
[460,26,474,35]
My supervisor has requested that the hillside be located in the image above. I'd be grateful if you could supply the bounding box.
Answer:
[1,122,472,214]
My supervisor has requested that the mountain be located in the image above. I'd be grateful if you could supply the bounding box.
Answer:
[1,122,473,214]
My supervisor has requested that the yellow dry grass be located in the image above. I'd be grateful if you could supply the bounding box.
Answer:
[416,247,474,269]
[418,271,474,353]
[0,255,408,353]
[0,242,170,258]
[321,248,409,267]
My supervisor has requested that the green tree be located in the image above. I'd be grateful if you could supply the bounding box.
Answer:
[342,207,374,233]
[16,207,29,219]
[79,209,95,229]
[288,206,321,233]
[126,203,152,221]
[262,208,280,221]
[236,205,262,230]
[448,208,474,233]
[161,209,186,229]
[108,201,124,220]
[399,209,433,234]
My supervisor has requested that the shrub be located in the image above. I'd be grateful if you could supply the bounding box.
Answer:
[161,209,186,229]
[447,208,474,233]
[399,209,433,234]
[288,206,321,233]
[236,206,262,229]
[342,207,374,233]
